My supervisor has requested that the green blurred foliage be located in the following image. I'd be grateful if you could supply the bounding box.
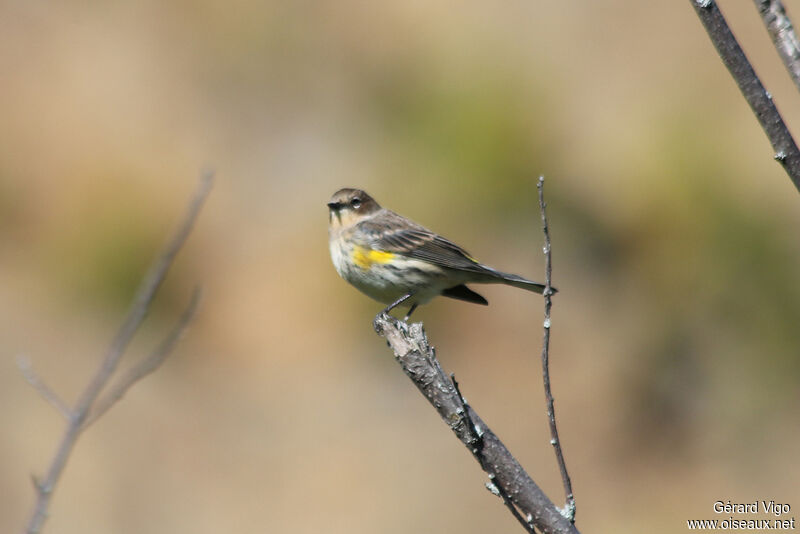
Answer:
[2,2,799,533]
[39,180,187,318]
[608,119,800,450]
[367,63,557,213]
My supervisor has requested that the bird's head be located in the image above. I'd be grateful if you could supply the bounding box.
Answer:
[327,188,381,228]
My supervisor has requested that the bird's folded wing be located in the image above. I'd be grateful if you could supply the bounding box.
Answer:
[357,213,488,274]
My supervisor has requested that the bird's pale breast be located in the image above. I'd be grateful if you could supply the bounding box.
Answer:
[328,232,450,305]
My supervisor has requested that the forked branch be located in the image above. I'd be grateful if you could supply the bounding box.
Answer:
[372,180,577,534]
[20,172,212,534]
[373,317,579,534]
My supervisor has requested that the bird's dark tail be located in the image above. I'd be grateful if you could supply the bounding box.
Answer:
[479,266,555,295]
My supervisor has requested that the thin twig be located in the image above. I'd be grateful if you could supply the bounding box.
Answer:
[83,287,202,428]
[373,317,579,534]
[16,356,72,420]
[537,177,575,523]
[691,0,800,193]
[754,0,800,92]
[22,172,212,534]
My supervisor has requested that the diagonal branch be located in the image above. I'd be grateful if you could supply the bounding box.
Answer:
[83,286,202,429]
[537,177,575,522]
[71,170,213,428]
[373,316,580,534]
[22,172,212,534]
[753,0,800,92]
[452,374,537,534]
[691,0,800,192]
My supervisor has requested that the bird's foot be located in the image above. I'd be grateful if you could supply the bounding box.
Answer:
[373,311,390,333]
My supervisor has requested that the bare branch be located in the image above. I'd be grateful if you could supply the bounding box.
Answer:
[16,356,72,420]
[23,172,212,534]
[373,316,580,534]
[72,170,213,428]
[453,374,537,533]
[754,0,800,92]
[537,177,575,522]
[83,286,202,429]
[691,0,800,192]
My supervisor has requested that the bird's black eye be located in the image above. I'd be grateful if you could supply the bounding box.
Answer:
[351,198,362,209]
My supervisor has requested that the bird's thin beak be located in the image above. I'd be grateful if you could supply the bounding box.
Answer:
[328,202,342,223]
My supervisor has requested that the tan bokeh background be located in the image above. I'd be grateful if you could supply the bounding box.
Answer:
[2,2,799,532]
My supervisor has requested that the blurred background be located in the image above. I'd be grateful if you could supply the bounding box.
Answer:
[1,1,799,532]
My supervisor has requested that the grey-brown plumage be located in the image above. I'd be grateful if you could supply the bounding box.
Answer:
[328,188,554,318]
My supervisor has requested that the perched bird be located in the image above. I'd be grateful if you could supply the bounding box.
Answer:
[328,188,554,320]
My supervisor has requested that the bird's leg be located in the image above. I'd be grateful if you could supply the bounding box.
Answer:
[382,293,413,315]
[376,293,414,322]
[403,303,418,322]
[373,294,417,332]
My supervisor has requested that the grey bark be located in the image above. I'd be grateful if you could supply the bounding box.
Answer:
[754,0,800,92]
[373,316,580,534]
[691,0,800,193]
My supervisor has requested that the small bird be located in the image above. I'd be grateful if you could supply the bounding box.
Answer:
[328,188,554,320]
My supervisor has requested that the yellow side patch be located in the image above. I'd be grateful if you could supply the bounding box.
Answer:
[352,246,395,269]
